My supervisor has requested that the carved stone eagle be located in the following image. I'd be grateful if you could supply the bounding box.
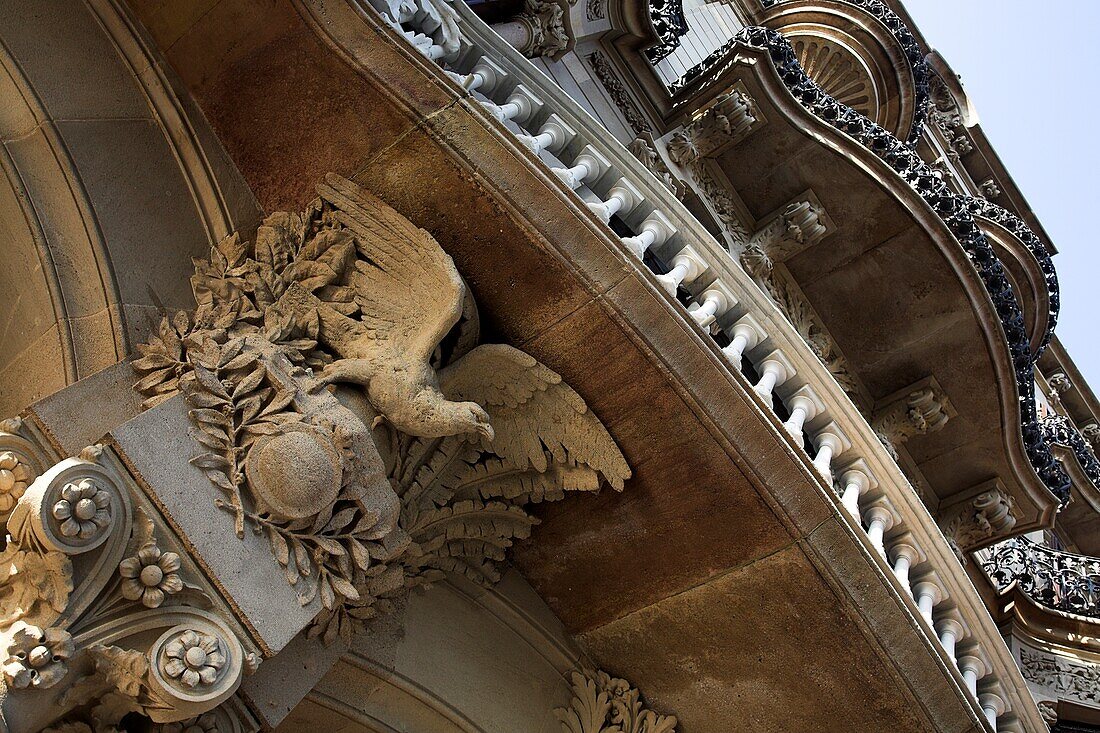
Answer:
[283,174,629,488]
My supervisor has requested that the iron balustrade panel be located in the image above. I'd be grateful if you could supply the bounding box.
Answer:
[983,537,1100,618]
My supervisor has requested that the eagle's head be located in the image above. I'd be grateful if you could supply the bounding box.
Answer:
[456,402,495,442]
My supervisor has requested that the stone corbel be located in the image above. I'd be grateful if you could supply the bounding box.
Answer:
[491,0,574,61]
[871,377,955,458]
[738,194,831,280]
[666,85,760,165]
[0,445,257,733]
[938,479,1019,557]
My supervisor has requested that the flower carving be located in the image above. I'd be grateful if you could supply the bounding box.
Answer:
[162,630,225,689]
[0,451,31,512]
[119,545,183,608]
[51,478,111,539]
[2,624,75,689]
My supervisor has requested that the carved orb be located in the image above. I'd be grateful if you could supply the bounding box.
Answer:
[245,429,342,520]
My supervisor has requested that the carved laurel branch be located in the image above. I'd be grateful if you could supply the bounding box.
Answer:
[555,669,678,733]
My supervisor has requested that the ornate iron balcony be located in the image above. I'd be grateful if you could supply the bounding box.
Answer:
[643,0,689,63]
[982,536,1100,619]
[672,25,1070,504]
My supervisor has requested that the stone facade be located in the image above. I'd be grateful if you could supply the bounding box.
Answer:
[0,0,1096,731]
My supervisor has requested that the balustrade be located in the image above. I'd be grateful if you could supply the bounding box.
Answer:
[363,0,1041,726]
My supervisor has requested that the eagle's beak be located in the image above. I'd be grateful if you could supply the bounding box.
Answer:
[476,422,495,441]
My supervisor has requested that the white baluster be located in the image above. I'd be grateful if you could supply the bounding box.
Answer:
[688,281,737,329]
[957,653,988,697]
[863,504,894,558]
[587,179,642,224]
[782,385,824,443]
[811,422,850,483]
[622,211,675,260]
[721,314,766,367]
[752,350,795,403]
[838,461,875,521]
[458,56,506,94]
[654,245,707,296]
[978,691,1006,731]
[481,84,541,125]
[912,578,943,626]
[888,539,920,596]
[551,146,610,190]
[935,617,966,665]
[516,114,575,155]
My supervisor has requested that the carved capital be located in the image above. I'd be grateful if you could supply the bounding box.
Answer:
[0,445,256,732]
[517,0,571,59]
[939,480,1018,555]
[871,377,955,455]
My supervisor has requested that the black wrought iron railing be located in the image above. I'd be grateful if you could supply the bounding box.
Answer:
[982,536,1100,619]
[644,0,689,63]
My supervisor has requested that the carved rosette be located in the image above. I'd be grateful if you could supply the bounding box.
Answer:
[0,442,255,731]
[0,417,49,519]
[151,623,241,707]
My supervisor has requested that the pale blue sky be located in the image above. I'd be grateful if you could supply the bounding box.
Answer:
[901,0,1100,392]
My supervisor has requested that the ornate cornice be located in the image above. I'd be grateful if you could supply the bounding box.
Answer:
[671,26,1070,503]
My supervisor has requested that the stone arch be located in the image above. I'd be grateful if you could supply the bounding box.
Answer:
[0,0,259,417]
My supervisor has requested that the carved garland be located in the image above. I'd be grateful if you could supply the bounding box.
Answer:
[585,52,653,135]
[671,26,1069,502]
[132,175,631,645]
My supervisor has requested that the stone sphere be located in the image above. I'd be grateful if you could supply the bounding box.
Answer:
[245,430,342,520]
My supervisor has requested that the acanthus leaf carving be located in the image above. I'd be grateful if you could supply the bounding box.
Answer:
[131,173,632,646]
[556,669,678,733]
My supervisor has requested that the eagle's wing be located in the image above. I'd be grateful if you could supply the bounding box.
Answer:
[438,344,630,490]
[317,173,464,363]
